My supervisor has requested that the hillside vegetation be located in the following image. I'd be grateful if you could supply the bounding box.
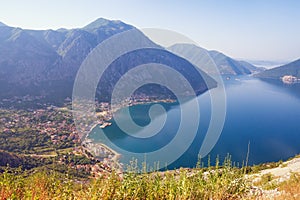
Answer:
[1,156,300,199]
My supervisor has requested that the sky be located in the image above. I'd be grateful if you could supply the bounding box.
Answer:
[0,0,300,61]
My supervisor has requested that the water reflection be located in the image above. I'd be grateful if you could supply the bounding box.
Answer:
[259,78,300,99]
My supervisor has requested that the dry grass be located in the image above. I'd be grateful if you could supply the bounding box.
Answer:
[275,173,300,200]
[1,157,300,199]
[0,157,252,200]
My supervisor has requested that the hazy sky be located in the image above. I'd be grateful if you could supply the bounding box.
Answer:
[0,0,299,61]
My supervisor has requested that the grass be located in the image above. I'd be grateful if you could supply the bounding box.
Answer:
[1,155,300,199]
[254,173,278,190]
[0,156,252,200]
[277,172,300,200]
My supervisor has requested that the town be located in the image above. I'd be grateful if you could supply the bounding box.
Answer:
[0,94,176,177]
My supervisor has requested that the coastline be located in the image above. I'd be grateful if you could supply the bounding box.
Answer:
[81,124,121,168]
[82,97,177,169]
[97,142,121,163]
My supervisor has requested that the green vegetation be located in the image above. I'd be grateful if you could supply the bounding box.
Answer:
[0,151,53,170]
[0,130,54,154]
[0,156,252,200]
[0,107,98,179]
[1,105,300,199]
[254,173,278,190]
[1,151,300,199]
[0,108,78,155]
[244,160,284,174]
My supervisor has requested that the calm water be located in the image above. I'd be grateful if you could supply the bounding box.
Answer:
[89,76,300,169]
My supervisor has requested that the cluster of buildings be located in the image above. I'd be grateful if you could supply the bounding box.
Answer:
[0,95,175,177]
[281,75,300,84]
[33,109,80,144]
[1,95,45,103]
[0,107,80,145]
[68,145,123,178]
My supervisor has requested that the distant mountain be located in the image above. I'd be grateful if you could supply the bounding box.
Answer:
[0,18,216,105]
[255,58,300,80]
[244,60,289,69]
[0,22,6,27]
[168,44,264,75]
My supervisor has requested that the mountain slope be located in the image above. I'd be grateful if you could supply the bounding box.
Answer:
[0,22,6,27]
[0,27,60,83]
[0,19,215,104]
[0,19,136,102]
[168,44,264,75]
[255,58,300,80]
[96,48,217,101]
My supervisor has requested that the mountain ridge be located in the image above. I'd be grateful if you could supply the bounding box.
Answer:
[255,58,300,80]
[0,18,215,105]
[0,22,6,27]
[168,43,264,75]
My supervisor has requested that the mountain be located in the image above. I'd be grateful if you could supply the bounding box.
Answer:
[168,44,264,75]
[0,18,138,104]
[244,60,289,69]
[0,18,216,105]
[0,22,7,27]
[95,48,217,102]
[255,58,300,80]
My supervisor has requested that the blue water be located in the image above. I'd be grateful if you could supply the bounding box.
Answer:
[89,76,300,169]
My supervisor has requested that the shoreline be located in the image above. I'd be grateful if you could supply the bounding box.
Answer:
[82,136,122,170]
[82,98,177,169]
